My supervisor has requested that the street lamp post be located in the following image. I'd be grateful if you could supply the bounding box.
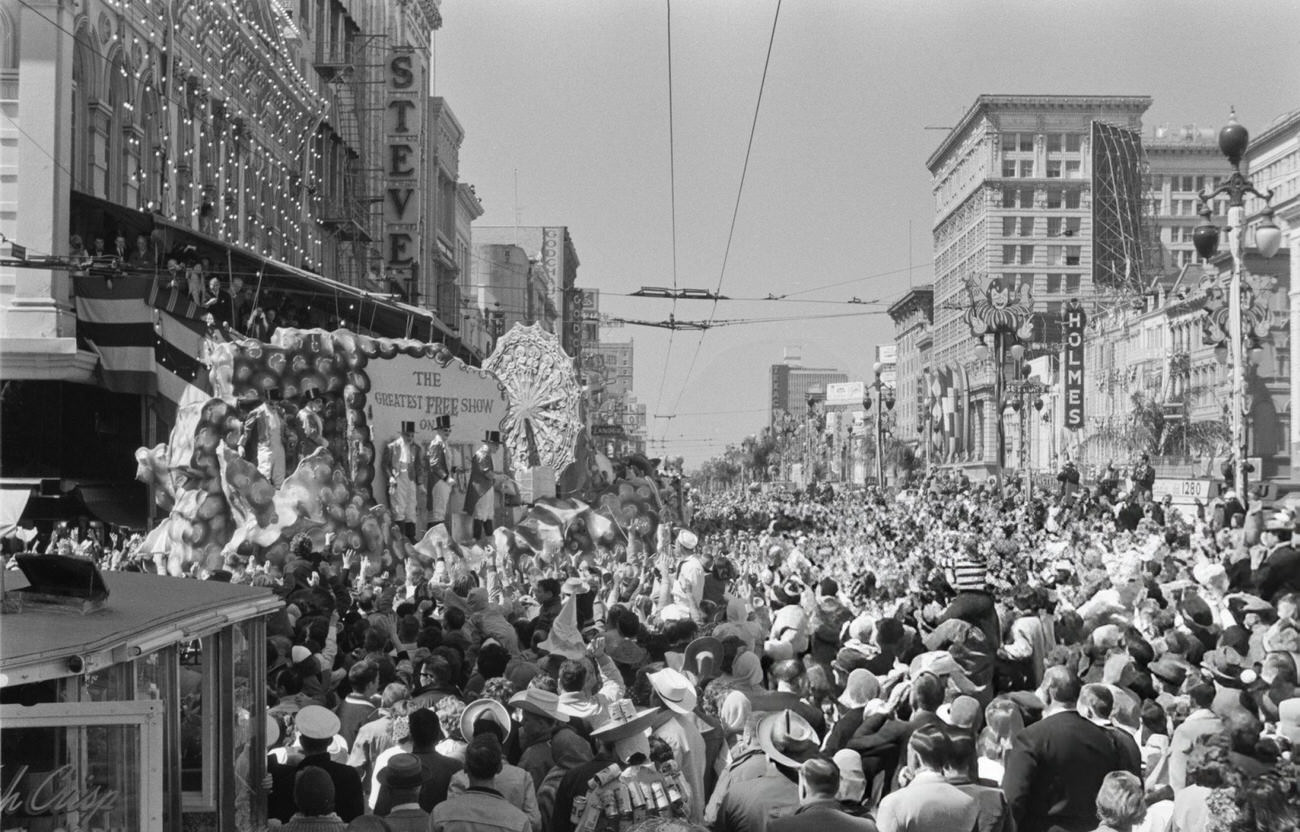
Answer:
[864,362,895,488]
[1192,110,1283,506]
[964,275,1035,496]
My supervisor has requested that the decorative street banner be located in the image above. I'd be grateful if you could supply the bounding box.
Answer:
[1063,301,1086,430]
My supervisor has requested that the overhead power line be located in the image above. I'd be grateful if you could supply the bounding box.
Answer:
[667,0,783,428]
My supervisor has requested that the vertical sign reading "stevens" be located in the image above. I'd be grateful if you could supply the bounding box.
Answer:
[385,50,425,286]
[1063,301,1086,430]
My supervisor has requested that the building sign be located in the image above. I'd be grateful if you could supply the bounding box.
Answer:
[1152,478,1212,503]
[1063,301,1086,430]
[875,345,898,365]
[825,381,866,405]
[384,49,426,287]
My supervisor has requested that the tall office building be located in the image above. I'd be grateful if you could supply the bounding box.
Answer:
[770,364,848,427]
[925,94,1152,476]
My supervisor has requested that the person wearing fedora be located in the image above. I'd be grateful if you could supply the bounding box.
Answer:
[376,753,430,831]
[715,709,822,832]
[427,414,454,529]
[465,431,502,540]
[383,420,424,540]
[648,667,708,823]
[509,688,583,790]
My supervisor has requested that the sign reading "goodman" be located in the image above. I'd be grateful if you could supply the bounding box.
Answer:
[1063,301,1086,430]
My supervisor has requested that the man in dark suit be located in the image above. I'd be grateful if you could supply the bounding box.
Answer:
[1002,666,1138,832]
[287,705,366,821]
[769,757,878,832]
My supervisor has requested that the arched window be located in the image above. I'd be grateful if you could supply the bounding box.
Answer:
[0,5,17,70]
[71,30,98,193]
[137,77,161,210]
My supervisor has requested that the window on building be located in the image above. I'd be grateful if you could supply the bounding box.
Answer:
[1046,160,1062,178]
[1020,245,1034,265]
[1020,188,1035,208]
[1046,274,1063,294]
[1046,133,1063,153]
[1065,246,1081,266]
[1065,160,1082,179]
[1002,161,1018,178]
[1064,217,1081,236]
[1002,245,1017,265]
[1003,217,1017,237]
[1019,160,1035,177]
[1020,134,1035,152]
[1064,190,1081,209]
[1019,217,1033,236]
[1047,245,1063,266]
[1046,300,1064,316]
[1002,187,1017,208]
[1047,217,1062,237]
[1066,134,1082,153]
[1046,189,1063,209]
[1066,274,1082,292]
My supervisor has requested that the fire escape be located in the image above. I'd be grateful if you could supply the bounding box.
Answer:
[314,30,386,287]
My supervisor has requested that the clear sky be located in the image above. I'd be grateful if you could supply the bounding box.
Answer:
[434,0,1300,467]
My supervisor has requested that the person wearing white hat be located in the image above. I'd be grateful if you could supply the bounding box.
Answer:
[664,528,707,624]
[448,699,542,832]
[270,705,365,822]
[648,667,708,824]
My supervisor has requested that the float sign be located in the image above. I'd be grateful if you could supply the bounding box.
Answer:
[1063,301,1086,430]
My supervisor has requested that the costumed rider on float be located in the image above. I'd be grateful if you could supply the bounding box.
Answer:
[658,529,705,625]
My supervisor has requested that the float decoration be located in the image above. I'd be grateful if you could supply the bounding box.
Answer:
[483,324,583,475]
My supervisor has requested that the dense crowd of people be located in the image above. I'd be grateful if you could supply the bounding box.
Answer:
[13,464,1300,832]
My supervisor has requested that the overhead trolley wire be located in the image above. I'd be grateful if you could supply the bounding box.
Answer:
[664,0,783,431]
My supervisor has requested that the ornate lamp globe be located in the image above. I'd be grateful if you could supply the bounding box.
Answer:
[1255,208,1282,258]
[1218,111,1250,165]
[1192,204,1221,260]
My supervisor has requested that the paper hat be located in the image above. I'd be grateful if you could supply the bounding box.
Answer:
[509,688,568,722]
[484,430,501,444]
[433,414,451,431]
[460,698,512,742]
[648,667,698,715]
[291,645,313,665]
[295,705,340,740]
[676,529,699,551]
[757,709,821,768]
[537,595,587,660]
[400,421,415,433]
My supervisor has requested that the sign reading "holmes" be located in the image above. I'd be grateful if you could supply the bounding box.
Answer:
[1063,301,1086,430]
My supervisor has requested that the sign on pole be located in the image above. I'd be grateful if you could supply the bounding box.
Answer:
[825,381,866,405]
[1063,301,1086,430]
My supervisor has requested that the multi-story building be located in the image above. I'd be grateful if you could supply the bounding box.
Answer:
[888,286,934,454]
[1146,126,1232,274]
[770,364,848,427]
[470,242,559,337]
[925,94,1152,479]
[455,182,488,357]
[473,226,581,354]
[1241,108,1300,462]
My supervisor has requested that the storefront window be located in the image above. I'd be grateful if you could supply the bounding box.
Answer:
[232,620,267,831]
[135,646,170,702]
[0,701,163,832]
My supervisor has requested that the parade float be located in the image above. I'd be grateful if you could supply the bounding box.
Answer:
[129,322,672,578]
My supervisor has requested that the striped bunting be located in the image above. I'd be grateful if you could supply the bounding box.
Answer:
[73,273,157,395]
[154,309,213,427]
